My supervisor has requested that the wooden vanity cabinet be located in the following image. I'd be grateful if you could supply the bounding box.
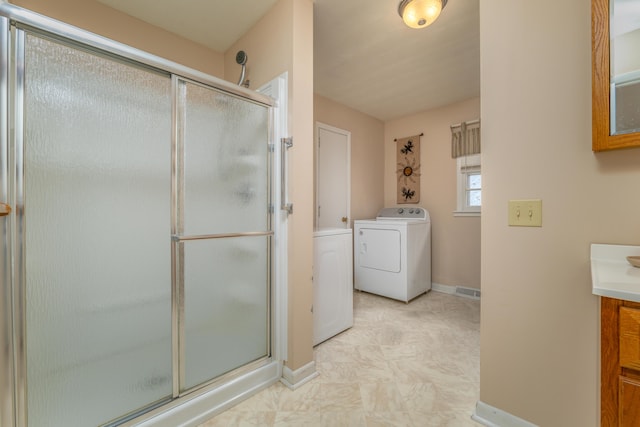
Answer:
[601,297,640,426]
[619,376,640,425]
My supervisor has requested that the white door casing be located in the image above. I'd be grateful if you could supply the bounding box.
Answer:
[258,73,288,364]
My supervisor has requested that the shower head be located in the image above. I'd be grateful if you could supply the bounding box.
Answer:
[236,50,248,66]
[236,50,249,87]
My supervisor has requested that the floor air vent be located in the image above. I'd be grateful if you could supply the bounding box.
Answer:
[455,286,481,299]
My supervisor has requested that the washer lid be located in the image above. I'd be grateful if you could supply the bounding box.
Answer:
[376,206,429,221]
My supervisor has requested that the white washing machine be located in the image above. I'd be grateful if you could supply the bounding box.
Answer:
[354,207,431,302]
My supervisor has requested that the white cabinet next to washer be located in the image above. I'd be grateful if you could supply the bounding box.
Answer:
[313,228,353,345]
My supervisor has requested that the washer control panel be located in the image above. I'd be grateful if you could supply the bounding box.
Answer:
[376,206,428,220]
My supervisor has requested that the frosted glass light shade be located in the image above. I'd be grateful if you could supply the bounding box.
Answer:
[398,0,447,29]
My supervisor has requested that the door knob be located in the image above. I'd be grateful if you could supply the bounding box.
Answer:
[0,203,11,216]
[341,217,348,223]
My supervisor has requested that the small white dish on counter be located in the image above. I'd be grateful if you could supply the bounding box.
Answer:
[591,244,640,303]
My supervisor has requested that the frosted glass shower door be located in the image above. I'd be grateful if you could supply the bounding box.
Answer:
[177,80,271,392]
[22,34,173,426]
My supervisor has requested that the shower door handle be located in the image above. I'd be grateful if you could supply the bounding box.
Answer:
[281,137,293,215]
[0,203,11,216]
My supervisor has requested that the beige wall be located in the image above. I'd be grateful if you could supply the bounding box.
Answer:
[11,0,316,373]
[314,94,385,224]
[10,0,224,77]
[223,0,292,88]
[480,0,640,425]
[384,98,481,289]
[286,0,314,371]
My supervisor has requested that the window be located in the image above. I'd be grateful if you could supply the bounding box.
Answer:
[450,119,481,215]
[455,154,481,216]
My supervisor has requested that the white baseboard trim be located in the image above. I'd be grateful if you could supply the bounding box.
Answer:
[432,282,481,300]
[280,361,319,390]
[136,361,281,426]
[432,282,456,294]
[472,401,538,427]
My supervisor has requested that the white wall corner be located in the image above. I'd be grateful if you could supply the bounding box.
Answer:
[472,401,538,427]
[280,361,318,390]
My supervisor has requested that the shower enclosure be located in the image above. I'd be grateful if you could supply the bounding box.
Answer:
[0,4,283,426]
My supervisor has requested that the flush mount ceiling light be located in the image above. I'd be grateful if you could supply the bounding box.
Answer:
[398,0,448,29]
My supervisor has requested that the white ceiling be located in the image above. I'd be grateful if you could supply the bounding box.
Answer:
[314,0,479,120]
[98,0,480,121]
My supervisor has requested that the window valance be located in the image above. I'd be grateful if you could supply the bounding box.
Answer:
[451,119,480,158]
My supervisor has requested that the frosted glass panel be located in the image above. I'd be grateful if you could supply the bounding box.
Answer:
[183,236,269,390]
[180,81,270,236]
[24,35,172,426]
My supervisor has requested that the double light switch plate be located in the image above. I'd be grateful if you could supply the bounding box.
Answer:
[508,199,542,227]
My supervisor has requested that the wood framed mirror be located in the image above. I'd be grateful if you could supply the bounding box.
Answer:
[592,0,640,151]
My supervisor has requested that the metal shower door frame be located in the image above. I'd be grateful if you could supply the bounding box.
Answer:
[0,14,15,427]
[0,3,279,425]
[170,74,275,397]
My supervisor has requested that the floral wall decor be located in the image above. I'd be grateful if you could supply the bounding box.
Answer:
[395,133,422,204]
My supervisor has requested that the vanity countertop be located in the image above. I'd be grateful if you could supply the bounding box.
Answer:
[591,243,640,303]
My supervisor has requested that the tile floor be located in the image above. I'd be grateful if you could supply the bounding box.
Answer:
[199,290,480,427]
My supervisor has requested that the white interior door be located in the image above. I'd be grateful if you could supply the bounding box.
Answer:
[316,123,350,229]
